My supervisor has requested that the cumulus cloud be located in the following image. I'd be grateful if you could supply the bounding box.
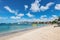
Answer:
[40,18,48,22]
[10,15,58,22]
[30,0,54,12]
[4,6,18,15]
[24,5,28,10]
[17,13,24,17]
[40,15,47,18]
[26,12,34,17]
[40,15,48,22]
[39,15,58,22]
[10,16,21,19]
[55,4,60,10]
[10,13,24,19]
[18,15,58,22]
[31,18,41,22]
[30,0,41,12]
[50,15,58,21]
[48,15,58,22]
[40,2,54,11]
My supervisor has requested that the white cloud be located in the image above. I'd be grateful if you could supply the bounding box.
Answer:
[50,15,58,20]
[26,12,34,17]
[32,18,41,22]
[40,18,48,22]
[40,15,48,22]
[46,2,54,7]
[10,15,58,22]
[4,6,18,15]
[10,13,24,19]
[17,13,24,17]
[24,5,28,10]
[4,6,15,13]
[55,4,60,10]
[39,15,58,22]
[46,15,58,22]
[40,2,54,11]
[30,0,54,12]
[10,16,21,19]
[30,0,41,12]
[40,6,48,11]
[40,15,47,18]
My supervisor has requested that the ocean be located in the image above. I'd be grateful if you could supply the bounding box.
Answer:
[0,23,46,33]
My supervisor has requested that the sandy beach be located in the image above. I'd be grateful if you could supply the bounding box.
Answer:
[0,24,60,40]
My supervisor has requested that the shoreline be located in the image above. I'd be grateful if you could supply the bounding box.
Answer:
[0,24,59,40]
[0,24,47,37]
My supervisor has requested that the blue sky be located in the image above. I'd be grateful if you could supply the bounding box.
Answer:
[0,0,60,23]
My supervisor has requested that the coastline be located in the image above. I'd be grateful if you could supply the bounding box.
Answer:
[0,24,47,37]
[0,24,60,40]
[0,24,47,39]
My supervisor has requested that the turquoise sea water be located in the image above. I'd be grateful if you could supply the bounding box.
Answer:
[0,24,46,33]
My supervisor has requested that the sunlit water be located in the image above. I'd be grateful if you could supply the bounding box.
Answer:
[0,24,46,33]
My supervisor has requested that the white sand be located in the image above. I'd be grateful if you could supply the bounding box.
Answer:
[0,24,60,40]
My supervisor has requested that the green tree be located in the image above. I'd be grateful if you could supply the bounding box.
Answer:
[58,17,60,21]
